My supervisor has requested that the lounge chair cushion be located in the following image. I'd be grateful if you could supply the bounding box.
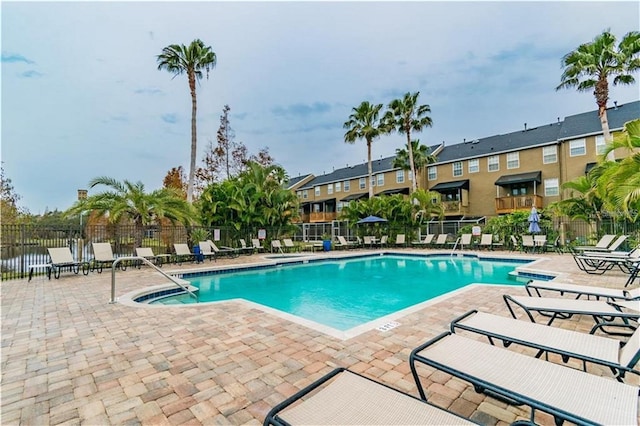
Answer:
[274,369,475,425]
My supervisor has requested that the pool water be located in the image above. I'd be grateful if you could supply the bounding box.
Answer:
[155,255,526,331]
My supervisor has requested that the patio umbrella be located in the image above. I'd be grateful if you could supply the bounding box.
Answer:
[356,215,388,224]
[528,207,541,233]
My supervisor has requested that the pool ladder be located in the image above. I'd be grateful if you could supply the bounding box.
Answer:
[110,256,197,304]
[450,237,461,256]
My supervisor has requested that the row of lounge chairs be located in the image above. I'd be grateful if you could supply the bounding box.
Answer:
[40,239,269,280]
[265,281,639,425]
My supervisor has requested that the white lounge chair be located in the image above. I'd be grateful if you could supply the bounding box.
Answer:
[238,239,256,255]
[394,234,406,247]
[206,240,239,258]
[433,234,448,248]
[412,234,434,247]
[410,332,639,426]
[479,234,494,250]
[47,247,89,279]
[503,294,639,334]
[450,310,640,382]
[282,238,299,252]
[173,243,197,264]
[336,235,356,250]
[271,239,284,253]
[197,241,218,261]
[525,279,640,302]
[91,242,126,273]
[459,233,472,249]
[252,238,265,252]
[264,368,477,426]
[578,235,628,253]
[135,247,172,267]
[574,234,616,252]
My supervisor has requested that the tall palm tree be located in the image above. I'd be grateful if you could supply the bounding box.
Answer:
[392,139,437,185]
[344,101,386,198]
[383,92,433,193]
[157,39,217,203]
[66,177,195,247]
[556,30,640,159]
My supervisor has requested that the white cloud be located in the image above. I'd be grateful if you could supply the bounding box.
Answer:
[2,1,639,213]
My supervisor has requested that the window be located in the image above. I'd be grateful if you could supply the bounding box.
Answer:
[396,170,405,183]
[427,166,437,181]
[452,162,463,177]
[302,190,308,199]
[296,191,302,199]
[370,176,376,187]
[408,171,413,181]
[377,173,384,186]
[544,178,559,196]
[359,178,366,190]
[468,159,479,173]
[488,155,499,172]
[570,139,586,156]
[595,135,606,155]
[314,186,320,196]
[344,180,350,192]
[542,145,557,164]
[337,202,344,212]
[506,152,519,169]
[335,182,341,192]
[327,183,333,195]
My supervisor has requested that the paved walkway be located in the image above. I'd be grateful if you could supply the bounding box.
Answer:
[1,248,638,425]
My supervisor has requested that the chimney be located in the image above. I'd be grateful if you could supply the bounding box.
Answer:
[614,101,618,110]
[524,123,527,131]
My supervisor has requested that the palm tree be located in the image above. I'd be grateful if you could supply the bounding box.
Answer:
[343,101,386,198]
[383,92,433,193]
[66,177,195,247]
[392,139,437,185]
[595,118,640,220]
[556,30,640,159]
[157,39,217,203]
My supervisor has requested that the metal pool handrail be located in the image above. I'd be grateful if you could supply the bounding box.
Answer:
[110,256,197,304]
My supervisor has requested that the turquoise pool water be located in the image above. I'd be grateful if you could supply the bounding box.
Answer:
[154,255,527,331]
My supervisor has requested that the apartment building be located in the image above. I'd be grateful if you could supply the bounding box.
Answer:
[426,100,639,218]
[287,100,639,223]
[293,146,442,223]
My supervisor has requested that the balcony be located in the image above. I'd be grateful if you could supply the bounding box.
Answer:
[442,201,469,216]
[495,195,543,214]
[309,212,337,223]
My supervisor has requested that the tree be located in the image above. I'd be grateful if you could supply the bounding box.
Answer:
[163,166,187,199]
[410,188,443,224]
[199,162,298,239]
[1,163,22,222]
[157,39,217,203]
[557,30,640,159]
[343,101,386,198]
[595,118,640,220]
[383,92,433,193]
[66,177,196,247]
[197,105,275,189]
[548,174,603,236]
[392,139,437,185]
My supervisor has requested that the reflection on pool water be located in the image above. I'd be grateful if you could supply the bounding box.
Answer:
[152,254,529,331]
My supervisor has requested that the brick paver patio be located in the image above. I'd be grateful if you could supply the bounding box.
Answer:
[2,248,638,425]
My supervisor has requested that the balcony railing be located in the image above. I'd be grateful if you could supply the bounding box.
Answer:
[309,212,337,223]
[495,195,543,214]
[442,201,469,216]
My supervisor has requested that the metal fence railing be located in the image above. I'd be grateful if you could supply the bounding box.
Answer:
[2,219,639,281]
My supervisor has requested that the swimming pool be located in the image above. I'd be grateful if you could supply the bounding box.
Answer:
[151,254,529,332]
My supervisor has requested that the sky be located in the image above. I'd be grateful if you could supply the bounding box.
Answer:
[2,1,639,214]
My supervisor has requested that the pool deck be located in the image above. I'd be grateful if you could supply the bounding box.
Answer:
[2,248,638,425]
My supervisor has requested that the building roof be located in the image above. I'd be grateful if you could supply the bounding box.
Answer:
[298,143,441,190]
[285,174,313,189]
[435,123,562,164]
[558,100,639,140]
